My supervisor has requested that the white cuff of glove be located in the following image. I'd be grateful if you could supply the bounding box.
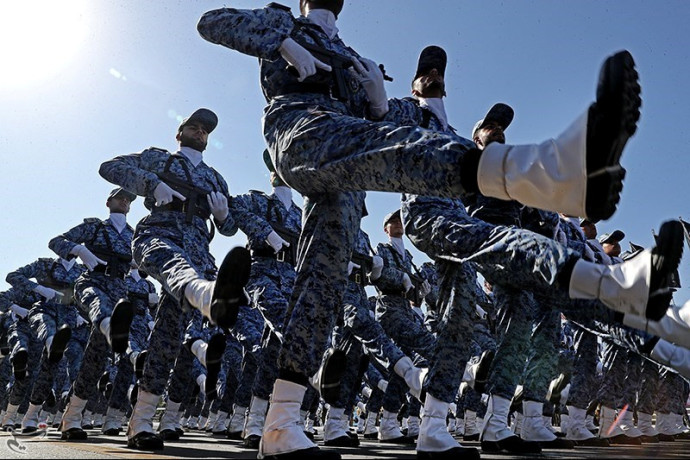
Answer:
[402,274,414,293]
[368,255,383,281]
[148,293,159,305]
[10,304,28,318]
[347,261,361,276]
[266,231,288,253]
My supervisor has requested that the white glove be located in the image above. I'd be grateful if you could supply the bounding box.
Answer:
[9,304,28,319]
[368,255,383,281]
[449,402,457,416]
[148,292,159,305]
[353,57,388,118]
[279,37,332,82]
[154,181,185,207]
[71,246,107,271]
[402,273,414,293]
[420,279,432,297]
[347,261,360,276]
[266,230,289,254]
[207,191,229,222]
[362,386,372,398]
[34,285,63,301]
[148,320,155,331]
[377,379,389,393]
[196,374,206,395]
[476,305,487,320]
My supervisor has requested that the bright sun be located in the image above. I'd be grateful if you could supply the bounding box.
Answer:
[0,0,88,89]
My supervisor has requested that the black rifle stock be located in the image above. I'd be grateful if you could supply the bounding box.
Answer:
[157,173,212,223]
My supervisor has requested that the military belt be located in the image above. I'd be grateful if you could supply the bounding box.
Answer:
[250,248,294,265]
[348,271,366,286]
[153,199,210,221]
[379,289,407,297]
[92,264,127,280]
[274,82,331,98]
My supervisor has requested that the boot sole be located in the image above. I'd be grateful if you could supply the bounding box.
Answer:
[318,348,347,405]
[110,300,134,354]
[48,326,72,364]
[646,220,684,320]
[205,333,227,401]
[211,247,251,329]
[586,50,641,221]
[12,349,28,380]
[473,349,494,394]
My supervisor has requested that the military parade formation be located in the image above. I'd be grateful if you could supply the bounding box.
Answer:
[2,1,690,459]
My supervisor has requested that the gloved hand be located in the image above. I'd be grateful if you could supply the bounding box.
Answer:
[196,374,206,396]
[347,261,360,276]
[76,315,88,327]
[476,304,487,320]
[266,230,289,254]
[402,273,414,293]
[279,37,332,82]
[419,279,432,297]
[9,304,28,319]
[368,255,383,280]
[449,402,458,416]
[148,292,159,305]
[34,285,64,301]
[353,57,389,118]
[71,246,107,271]
[148,320,155,331]
[207,191,229,222]
[154,181,185,207]
[377,379,389,393]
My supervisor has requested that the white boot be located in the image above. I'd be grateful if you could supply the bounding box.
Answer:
[560,414,570,434]
[198,415,208,430]
[598,405,624,438]
[21,403,42,432]
[244,397,268,439]
[184,278,215,323]
[637,411,658,436]
[455,417,465,436]
[60,396,87,432]
[407,415,421,438]
[521,401,556,442]
[618,409,643,437]
[393,356,427,399]
[93,412,104,428]
[363,411,378,437]
[102,408,124,434]
[227,404,246,436]
[205,412,217,431]
[127,390,160,438]
[566,406,595,440]
[324,406,348,442]
[211,410,229,434]
[511,412,523,435]
[82,409,93,428]
[158,400,181,434]
[569,256,652,318]
[258,379,316,458]
[447,417,457,433]
[463,410,480,439]
[585,414,598,431]
[378,409,405,441]
[417,394,464,453]
[190,339,209,367]
[656,412,673,435]
[480,395,515,442]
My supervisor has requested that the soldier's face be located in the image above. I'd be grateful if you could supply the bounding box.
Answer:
[385,217,404,238]
[475,122,505,148]
[603,241,621,257]
[412,69,445,98]
[107,195,131,215]
[177,122,208,152]
[581,222,597,239]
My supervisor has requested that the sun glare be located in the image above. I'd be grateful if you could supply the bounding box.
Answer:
[0,1,88,89]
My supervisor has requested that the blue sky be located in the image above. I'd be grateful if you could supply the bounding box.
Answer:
[1,1,688,303]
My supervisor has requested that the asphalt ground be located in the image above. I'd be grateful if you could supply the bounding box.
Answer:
[1,424,689,459]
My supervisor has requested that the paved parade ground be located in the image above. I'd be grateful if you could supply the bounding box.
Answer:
[1,425,689,459]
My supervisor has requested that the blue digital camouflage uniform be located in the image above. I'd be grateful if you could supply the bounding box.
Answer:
[49,216,133,403]
[5,257,86,406]
[99,148,237,397]
[216,334,244,415]
[124,271,156,358]
[197,4,483,381]
[637,360,660,416]
[228,188,300,400]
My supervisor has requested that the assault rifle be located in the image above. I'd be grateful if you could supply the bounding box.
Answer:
[157,172,212,223]
[270,223,300,264]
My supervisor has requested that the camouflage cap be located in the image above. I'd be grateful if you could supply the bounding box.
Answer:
[413,45,447,82]
[178,108,218,134]
[598,229,625,244]
[108,187,136,201]
[383,209,401,228]
[472,103,514,139]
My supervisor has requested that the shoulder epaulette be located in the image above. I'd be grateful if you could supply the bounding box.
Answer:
[248,189,269,197]
[83,217,101,224]
[146,146,169,154]
[267,2,292,12]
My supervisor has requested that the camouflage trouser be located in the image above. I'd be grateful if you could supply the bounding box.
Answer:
[637,359,660,414]
[330,324,365,409]
[597,340,629,408]
[127,300,151,357]
[217,335,243,414]
[657,370,686,414]
[63,324,89,391]
[522,305,562,402]
[234,345,257,408]
[8,317,42,407]
[108,355,134,412]
[567,324,600,409]
[75,274,127,327]
[231,305,261,406]
[168,344,197,404]
[0,357,12,410]
[342,282,404,373]
[364,363,386,416]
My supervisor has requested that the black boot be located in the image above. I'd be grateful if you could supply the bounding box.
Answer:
[48,325,72,364]
[127,431,164,450]
[210,247,251,329]
[109,300,134,353]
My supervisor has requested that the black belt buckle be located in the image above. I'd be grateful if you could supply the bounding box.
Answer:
[354,273,362,285]
[276,250,286,263]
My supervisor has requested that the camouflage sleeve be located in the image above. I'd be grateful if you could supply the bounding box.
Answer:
[0,291,12,313]
[5,259,51,294]
[48,220,97,259]
[383,98,424,127]
[373,243,408,291]
[197,5,295,60]
[98,149,164,198]
[228,193,274,244]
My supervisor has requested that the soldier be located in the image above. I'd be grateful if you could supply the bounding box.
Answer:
[98,108,251,450]
[49,187,137,441]
[5,255,87,433]
[198,1,646,458]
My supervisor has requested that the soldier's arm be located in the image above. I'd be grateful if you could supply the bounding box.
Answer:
[197,5,295,60]
[48,221,96,259]
[372,243,408,291]
[228,193,275,244]
[99,149,164,199]
[5,259,49,293]
[383,98,425,127]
